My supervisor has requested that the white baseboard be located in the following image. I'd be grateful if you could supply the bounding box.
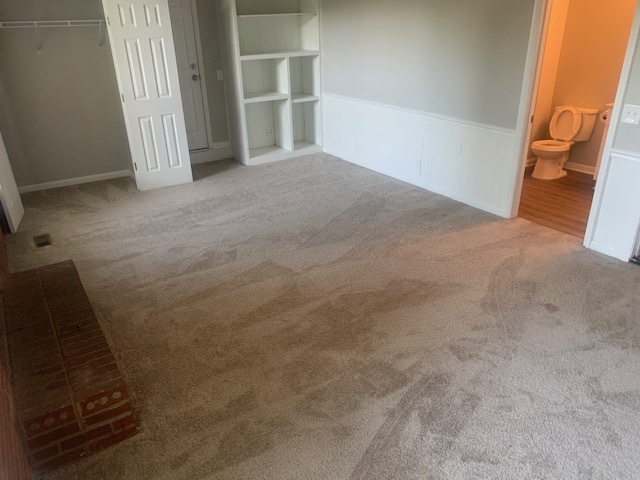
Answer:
[190,142,233,165]
[564,162,596,176]
[19,170,133,194]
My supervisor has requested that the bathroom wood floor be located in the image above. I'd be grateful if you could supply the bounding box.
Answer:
[518,168,596,239]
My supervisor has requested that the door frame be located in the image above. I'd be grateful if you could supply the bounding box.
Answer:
[188,0,216,150]
[510,0,640,250]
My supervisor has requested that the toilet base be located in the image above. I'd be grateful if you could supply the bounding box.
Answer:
[531,155,569,181]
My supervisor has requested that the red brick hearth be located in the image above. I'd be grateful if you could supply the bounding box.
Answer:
[1,261,138,471]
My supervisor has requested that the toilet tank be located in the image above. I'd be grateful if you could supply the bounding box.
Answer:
[574,107,599,142]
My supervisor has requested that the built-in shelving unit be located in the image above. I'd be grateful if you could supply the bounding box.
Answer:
[217,0,322,165]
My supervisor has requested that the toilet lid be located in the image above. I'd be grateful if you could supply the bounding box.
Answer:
[549,105,582,142]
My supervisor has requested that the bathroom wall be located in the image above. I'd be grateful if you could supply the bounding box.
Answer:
[551,0,636,172]
[529,0,570,161]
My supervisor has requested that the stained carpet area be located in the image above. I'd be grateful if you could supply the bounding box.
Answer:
[6,154,640,479]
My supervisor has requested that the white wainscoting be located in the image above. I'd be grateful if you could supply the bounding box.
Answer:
[588,149,640,261]
[323,94,519,218]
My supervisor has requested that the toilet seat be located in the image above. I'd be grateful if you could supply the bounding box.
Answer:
[549,105,582,142]
[531,139,570,152]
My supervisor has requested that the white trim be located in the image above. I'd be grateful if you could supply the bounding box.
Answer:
[211,140,231,150]
[189,145,233,165]
[585,6,640,250]
[609,148,640,162]
[564,162,596,175]
[18,170,132,193]
[511,0,549,218]
[318,0,326,162]
[190,0,216,149]
[322,92,517,136]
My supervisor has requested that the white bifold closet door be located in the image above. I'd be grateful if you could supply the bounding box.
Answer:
[102,0,193,191]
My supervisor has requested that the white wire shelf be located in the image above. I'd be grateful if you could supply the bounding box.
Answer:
[0,20,105,29]
[0,20,107,50]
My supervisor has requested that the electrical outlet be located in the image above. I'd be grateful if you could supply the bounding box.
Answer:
[622,104,640,125]
[263,129,274,141]
[217,69,224,81]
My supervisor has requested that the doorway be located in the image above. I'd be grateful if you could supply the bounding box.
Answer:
[169,0,212,151]
[517,0,636,239]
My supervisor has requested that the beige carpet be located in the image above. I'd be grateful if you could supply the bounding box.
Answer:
[6,154,640,479]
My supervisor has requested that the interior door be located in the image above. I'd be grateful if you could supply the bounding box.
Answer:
[169,0,209,151]
[102,0,193,191]
[0,130,24,233]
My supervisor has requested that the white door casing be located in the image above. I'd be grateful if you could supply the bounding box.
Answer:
[169,0,209,151]
[0,130,24,233]
[102,0,193,191]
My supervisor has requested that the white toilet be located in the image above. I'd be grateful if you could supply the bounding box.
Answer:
[531,105,599,180]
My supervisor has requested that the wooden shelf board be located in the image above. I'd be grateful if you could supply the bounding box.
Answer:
[240,50,319,61]
[249,145,289,159]
[244,91,289,104]
[238,13,317,18]
[294,140,321,152]
[292,94,319,104]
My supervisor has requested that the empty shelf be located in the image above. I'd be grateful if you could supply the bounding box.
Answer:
[238,13,317,18]
[250,145,289,159]
[244,91,289,104]
[240,50,320,61]
[292,94,319,104]
[294,140,321,152]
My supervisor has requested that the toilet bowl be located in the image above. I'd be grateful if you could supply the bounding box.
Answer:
[531,105,598,180]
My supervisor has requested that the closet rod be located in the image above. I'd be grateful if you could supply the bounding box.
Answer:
[0,20,105,29]
[0,20,106,50]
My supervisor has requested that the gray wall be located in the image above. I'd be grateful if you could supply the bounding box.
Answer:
[551,0,635,169]
[320,0,536,130]
[0,0,131,187]
[0,0,230,188]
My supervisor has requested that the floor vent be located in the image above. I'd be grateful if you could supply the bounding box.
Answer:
[33,234,52,248]
[631,256,640,267]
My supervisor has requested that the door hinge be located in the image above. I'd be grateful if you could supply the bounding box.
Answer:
[531,115,534,124]
[107,16,110,26]
[134,162,138,171]
[121,93,125,102]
